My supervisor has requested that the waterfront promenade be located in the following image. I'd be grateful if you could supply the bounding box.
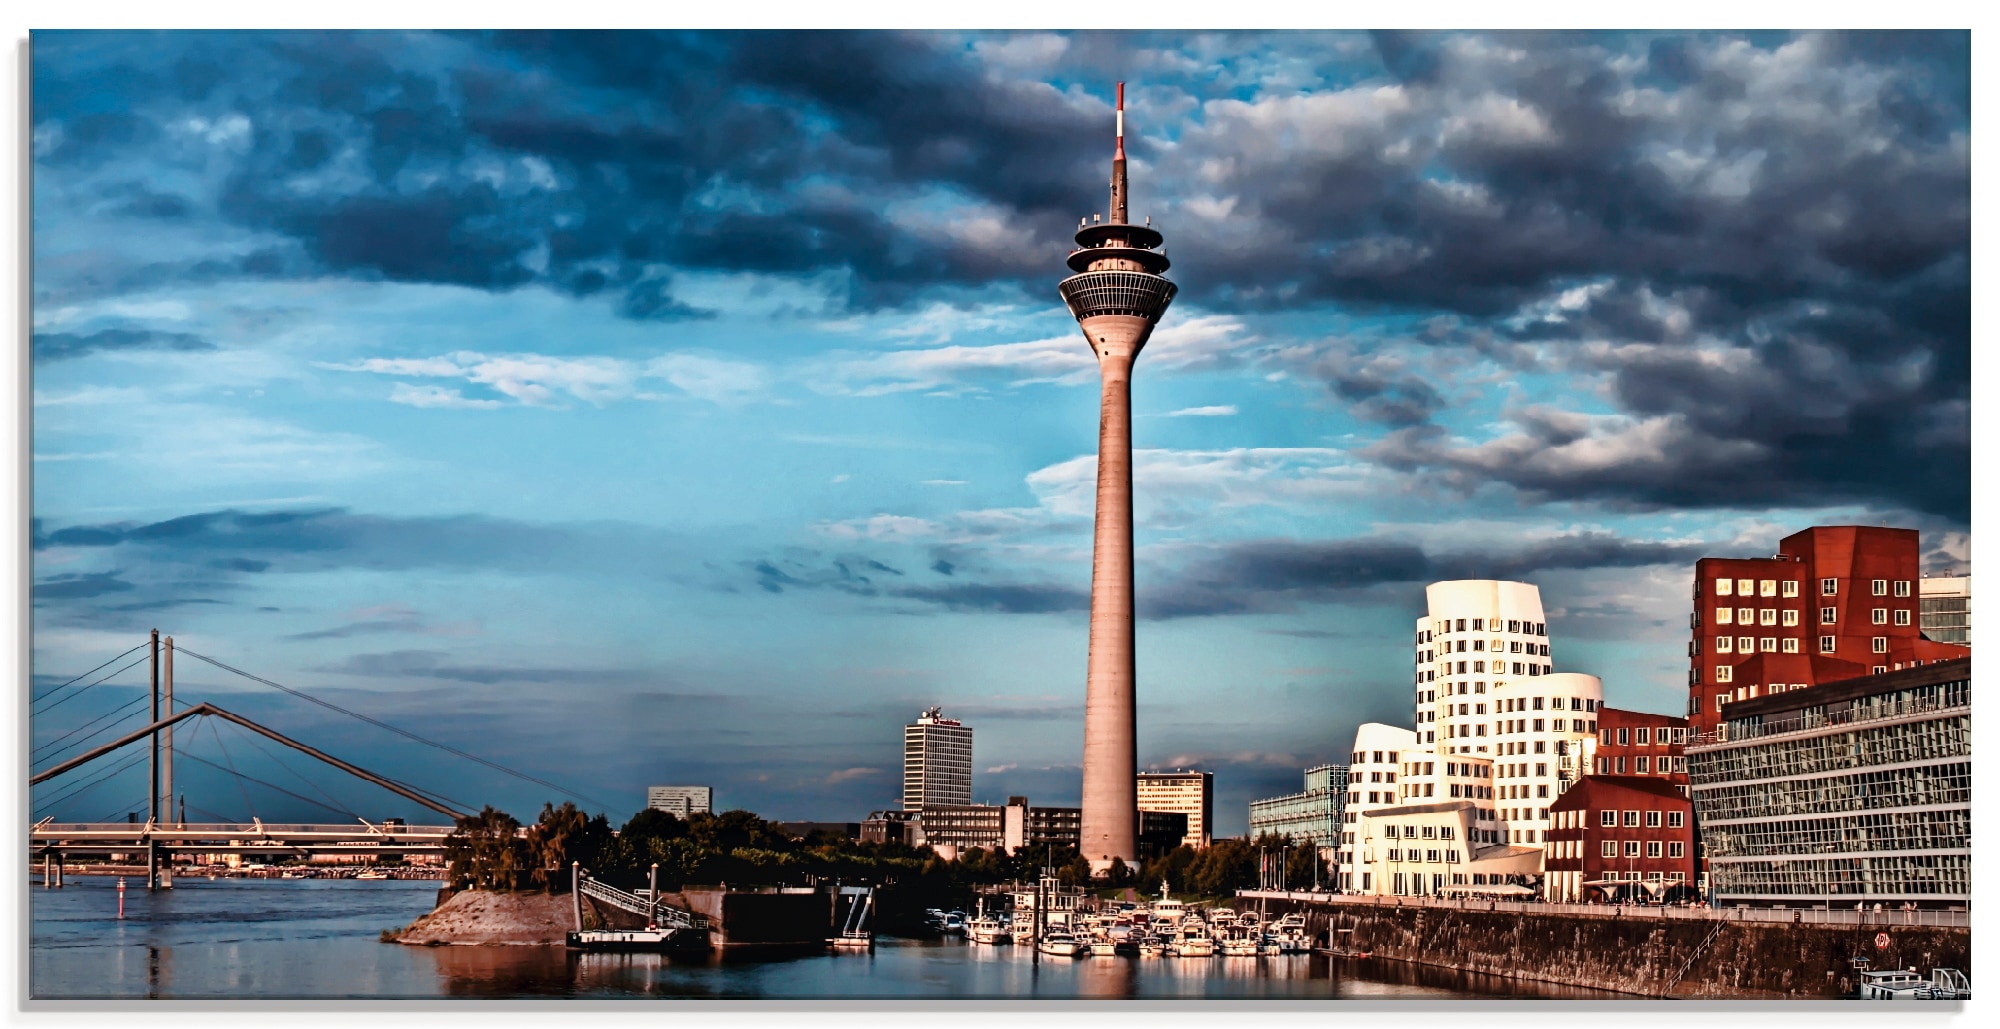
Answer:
[1234,890,1972,929]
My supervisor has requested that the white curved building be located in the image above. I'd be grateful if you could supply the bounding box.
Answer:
[1413,580,1554,752]
[1334,722,1419,890]
[1487,672,1603,845]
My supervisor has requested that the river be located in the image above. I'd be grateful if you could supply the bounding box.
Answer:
[30,877,1621,1000]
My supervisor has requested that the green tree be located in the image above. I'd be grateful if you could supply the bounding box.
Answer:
[444,806,528,891]
[523,801,614,892]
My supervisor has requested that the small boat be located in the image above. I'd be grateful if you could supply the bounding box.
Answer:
[354,870,389,880]
[568,927,695,952]
[1089,936,1118,957]
[1137,935,1166,958]
[966,916,1013,945]
[1038,931,1082,957]
[1219,933,1259,957]
[1258,934,1285,957]
[1174,927,1216,958]
[1857,969,1932,999]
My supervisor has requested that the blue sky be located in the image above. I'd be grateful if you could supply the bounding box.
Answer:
[29,30,1969,832]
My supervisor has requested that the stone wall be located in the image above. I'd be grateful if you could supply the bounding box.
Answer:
[1277,901,1970,998]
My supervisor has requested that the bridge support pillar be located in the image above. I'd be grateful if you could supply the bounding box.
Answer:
[572,862,583,932]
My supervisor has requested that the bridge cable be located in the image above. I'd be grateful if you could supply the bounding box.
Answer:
[175,749,360,821]
[32,693,151,761]
[177,646,615,811]
[32,748,150,816]
[206,717,260,821]
[225,718,369,821]
[30,640,149,705]
[33,652,152,717]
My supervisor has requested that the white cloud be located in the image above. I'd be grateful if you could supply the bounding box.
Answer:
[645,353,768,405]
[325,349,769,408]
[1164,405,1237,418]
[818,314,1256,396]
[388,383,503,409]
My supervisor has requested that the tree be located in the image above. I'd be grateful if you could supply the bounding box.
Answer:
[523,801,614,892]
[444,806,528,891]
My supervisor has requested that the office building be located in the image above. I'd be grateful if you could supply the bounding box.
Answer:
[1592,708,1690,788]
[1345,800,1542,896]
[1542,776,1698,903]
[903,706,973,810]
[1063,85,1179,873]
[1920,575,1971,646]
[646,785,712,817]
[915,803,1008,854]
[860,810,921,847]
[1685,526,1969,737]
[1136,770,1212,849]
[1247,764,1348,847]
[1686,659,1969,908]
[1335,723,1419,885]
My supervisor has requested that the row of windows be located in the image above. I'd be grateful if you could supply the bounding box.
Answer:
[1351,749,1402,765]
[1432,660,1554,676]
[1596,755,1685,774]
[1428,638,1552,658]
[1380,823,1455,840]
[1580,840,1684,859]
[1603,726,1687,746]
[1713,607,1800,626]
[1382,848,1462,864]
[1704,808,1970,859]
[1690,762,1970,823]
[1713,578,1798,598]
[1710,853,1967,898]
[1687,715,1968,786]
[1589,809,1685,828]
[1430,617,1546,636]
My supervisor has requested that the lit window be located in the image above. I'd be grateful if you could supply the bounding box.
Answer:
[1871,579,1888,596]
[1759,580,1776,597]
[1715,665,1733,682]
[1822,578,1838,596]
[1872,637,1888,654]
[1736,579,1752,595]
[1714,577,1733,596]
[1716,607,1734,625]
[1819,636,1836,653]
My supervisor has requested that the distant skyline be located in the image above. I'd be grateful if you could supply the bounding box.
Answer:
[30,30,1968,833]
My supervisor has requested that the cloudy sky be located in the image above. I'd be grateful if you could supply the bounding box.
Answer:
[29,30,1968,832]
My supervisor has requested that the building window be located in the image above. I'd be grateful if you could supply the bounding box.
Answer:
[1668,842,1684,859]
[1781,580,1799,598]
[1871,579,1888,596]
[1623,810,1640,827]
[1667,811,1683,828]
[1761,637,1777,652]
[1599,810,1615,827]
[1714,636,1732,653]
[1894,609,1911,626]
[1822,578,1838,596]
[1715,665,1732,683]
[1636,756,1649,773]
[1873,665,1888,674]
[1872,608,1888,625]
[1645,811,1661,828]
[1894,580,1912,598]
[1759,608,1777,626]
[1781,609,1799,626]
[1714,577,1733,597]
[1647,841,1663,859]
[1821,606,1837,624]
[1782,638,1800,653]
[1738,636,1755,653]
[1601,841,1617,858]
[1872,636,1888,654]
[1715,693,1727,712]
[1819,636,1836,653]
[1737,607,1753,624]
[1759,579,1776,597]
[1716,607,1734,625]
[1624,841,1641,857]
[1736,579,1752,595]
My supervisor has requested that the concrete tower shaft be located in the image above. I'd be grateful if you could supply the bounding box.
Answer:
[1058,83,1177,873]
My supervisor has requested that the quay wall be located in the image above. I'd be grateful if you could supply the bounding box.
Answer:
[671,888,833,951]
[1270,899,1969,998]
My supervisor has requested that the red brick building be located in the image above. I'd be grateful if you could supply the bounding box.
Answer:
[1685,526,1968,736]
[1542,776,1698,903]
[1592,707,1689,793]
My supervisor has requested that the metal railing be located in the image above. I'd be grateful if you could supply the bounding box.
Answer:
[1232,889,1971,928]
[1692,697,1969,749]
[578,876,707,931]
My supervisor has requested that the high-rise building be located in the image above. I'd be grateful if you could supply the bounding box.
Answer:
[1686,659,1969,908]
[1135,770,1211,850]
[1247,764,1348,847]
[1335,723,1418,887]
[1414,580,1556,752]
[1920,575,1971,646]
[1685,526,1969,737]
[902,707,972,810]
[646,785,712,817]
[1062,83,1178,873]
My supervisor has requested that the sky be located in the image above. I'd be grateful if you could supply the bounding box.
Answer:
[28,29,1970,834]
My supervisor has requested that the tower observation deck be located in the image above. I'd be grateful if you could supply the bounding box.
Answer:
[1063,83,1177,874]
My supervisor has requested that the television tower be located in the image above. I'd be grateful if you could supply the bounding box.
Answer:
[1057,82,1177,873]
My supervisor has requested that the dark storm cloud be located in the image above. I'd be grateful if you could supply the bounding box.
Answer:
[31,30,1968,520]
[32,328,215,362]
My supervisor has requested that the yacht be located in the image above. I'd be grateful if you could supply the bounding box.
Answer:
[1037,931,1083,957]
[1219,931,1260,957]
[1137,935,1166,958]
[1089,935,1118,957]
[1151,881,1186,924]
[1174,924,1216,958]
[966,916,1013,945]
[1257,933,1285,957]
[354,869,389,880]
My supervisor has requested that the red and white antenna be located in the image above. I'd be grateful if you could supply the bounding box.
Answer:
[1115,81,1126,160]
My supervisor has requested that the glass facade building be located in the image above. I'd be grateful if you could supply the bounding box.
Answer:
[1686,659,1970,907]
[1920,575,1971,646]
[1247,764,1349,845]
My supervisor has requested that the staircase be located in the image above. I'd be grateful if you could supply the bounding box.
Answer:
[832,886,875,944]
[578,876,709,932]
[1658,919,1727,997]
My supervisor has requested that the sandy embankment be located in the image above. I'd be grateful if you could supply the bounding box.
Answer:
[393,889,621,946]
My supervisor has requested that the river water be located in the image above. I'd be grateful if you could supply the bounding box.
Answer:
[30,878,1619,1001]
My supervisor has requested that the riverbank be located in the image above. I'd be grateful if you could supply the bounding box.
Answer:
[1274,899,1971,998]
[392,889,630,945]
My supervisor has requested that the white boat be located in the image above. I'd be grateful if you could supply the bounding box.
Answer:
[1174,928,1216,958]
[1219,933,1260,957]
[354,870,389,880]
[1137,935,1166,958]
[1038,931,1082,957]
[1257,934,1285,957]
[1089,937,1118,957]
[1927,968,1971,1000]
[966,917,1013,945]
[1857,969,1933,999]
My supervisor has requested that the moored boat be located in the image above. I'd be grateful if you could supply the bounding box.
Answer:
[1857,969,1932,999]
[1037,931,1082,957]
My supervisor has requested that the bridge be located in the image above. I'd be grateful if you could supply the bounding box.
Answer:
[30,630,615,889]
